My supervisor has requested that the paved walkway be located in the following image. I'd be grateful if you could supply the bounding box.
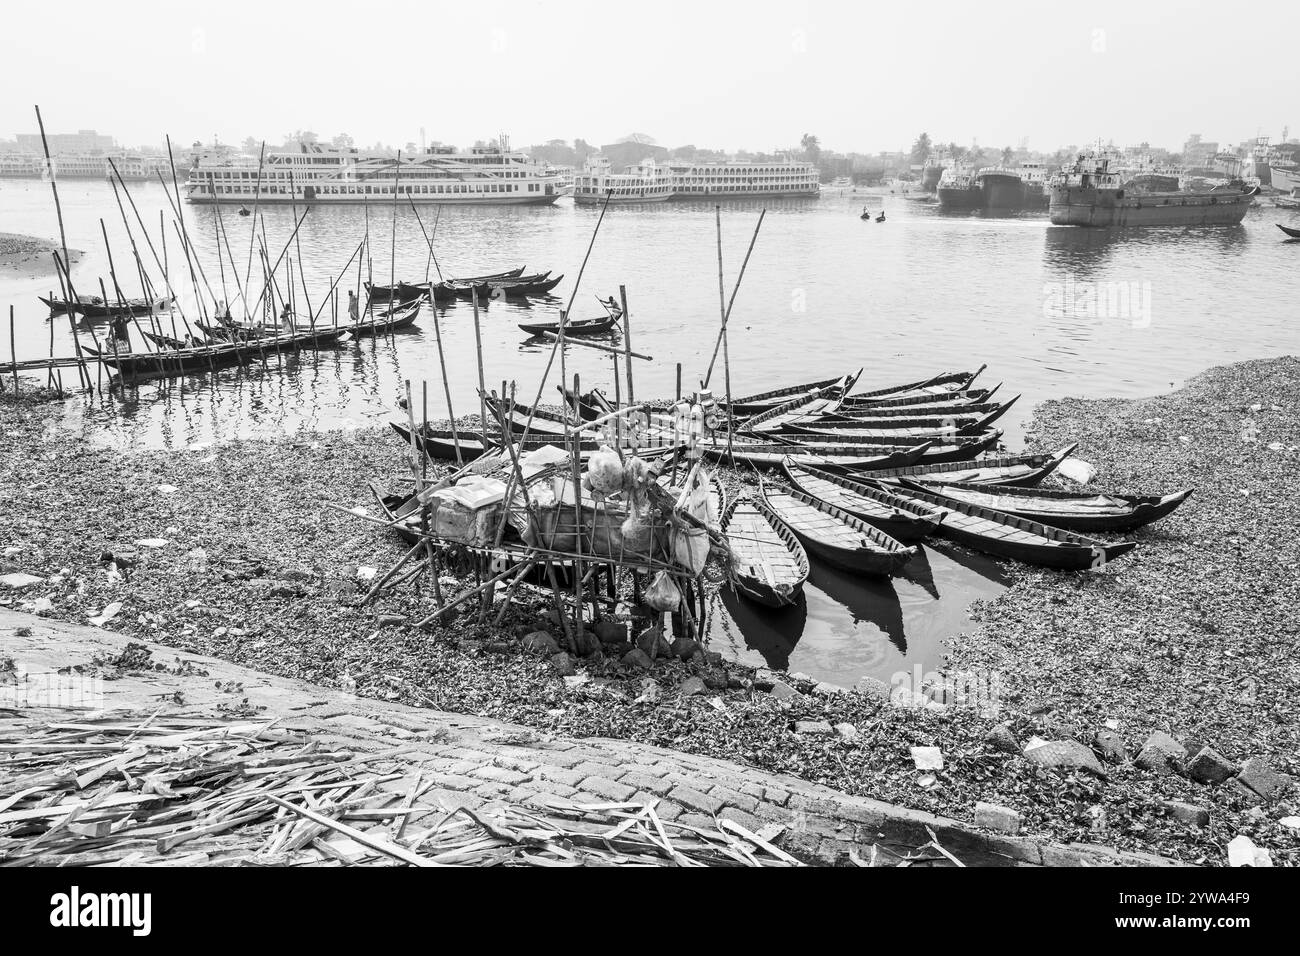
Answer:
[0,609,1176,866]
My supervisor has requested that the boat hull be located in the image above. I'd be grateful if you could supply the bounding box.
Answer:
[1049,186,1253,226]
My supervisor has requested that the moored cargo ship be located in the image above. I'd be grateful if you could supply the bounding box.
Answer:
[937,165,1046,211]
[1049,153,1256,227]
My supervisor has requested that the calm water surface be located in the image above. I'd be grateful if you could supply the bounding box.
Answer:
[2,179,1296,686]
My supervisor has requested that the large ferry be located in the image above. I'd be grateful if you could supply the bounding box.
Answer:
[184,142,565,205]
[1049,153,1256,227]
[1269,162,1300,194]
[666,159,819,199]
[572,158,673,203]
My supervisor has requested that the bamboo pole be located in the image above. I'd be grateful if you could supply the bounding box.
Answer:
[244,142,266,295]
[471,292,488,436]
[34,105,90,390]
[9,306,16,395]
[704,208,765,388]
[618,284,634,405]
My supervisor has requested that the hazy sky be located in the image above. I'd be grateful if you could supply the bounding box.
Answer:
[5,0,1296,155]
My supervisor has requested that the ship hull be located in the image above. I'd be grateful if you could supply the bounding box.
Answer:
[921,165,945,191]
[668,188,820,200]
[573,192,672,204]
[1270,165,1300,193]
[936,185,983,209]
[1049,187,1253,227]
[186,193,561,206]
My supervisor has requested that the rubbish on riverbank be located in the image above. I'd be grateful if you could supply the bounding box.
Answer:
[0,712,804,867]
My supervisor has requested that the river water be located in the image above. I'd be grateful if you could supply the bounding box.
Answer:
[2,178,1296,687]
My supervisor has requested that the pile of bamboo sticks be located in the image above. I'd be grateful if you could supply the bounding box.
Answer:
[0,712,802,866]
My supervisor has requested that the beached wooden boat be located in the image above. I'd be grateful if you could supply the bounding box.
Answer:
[760,485,915,575]
[838,383,1001,411]
[389,422,600,462]
[838,365,986,407]
[723,373,850,416]
[1278,223,1300,239]
[777,405,1009,440]
[701,438,931,472]
[897,479,1193,533]
[519,313,619,337]
[447,266,527,283]
[887,484,1138,570]
[83,326,346,377]
[814,395,1019,433]
[719,497,809,607]
[809,429,1003,463]
[741,395,847,432]
[781,459,944,541]
[862,444,1078,486]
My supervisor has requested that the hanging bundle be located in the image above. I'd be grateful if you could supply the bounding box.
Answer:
[644,570,682,612]
[585,445,623,497]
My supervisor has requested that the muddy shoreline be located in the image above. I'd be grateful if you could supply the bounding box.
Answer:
[2,357,1297,864]
[0,231,82,278]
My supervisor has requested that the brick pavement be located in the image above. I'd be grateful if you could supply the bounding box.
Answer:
[0,609,1178,866]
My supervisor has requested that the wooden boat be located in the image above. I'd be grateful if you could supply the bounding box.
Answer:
[887,484,1137,570]
[838,365,987,407]
[701,438,931,472]
[759,484,915,576]
[897,479,1193,533]
[389,422,600,462]
[838,383,1001,411]
[140,330,205,350]
[39,293,174,318]
[560,386,612,422]
[777,401,1012,439]
[1278,223,1300,239]
[447,266,526,283]
[812,429,1003,463]
[440,273,562,300]
[364,280,428,301]
[718,497,809,607]
[345,301,422,337]
[723,372,855,416]
[863,444,1078,486]
[814,395,1019,433]
[83,326,346,377]
[781,459,944,541]
[488,396,593,437]
[741,395,848,432]
[518,313,619,337]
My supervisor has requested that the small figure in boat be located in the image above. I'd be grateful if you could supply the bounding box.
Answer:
[347,290,359,323]
[860,206,870,220]
[876,211,886,222]
[279,303,292,327]
[238,206,251,217]
[604,295,622,316]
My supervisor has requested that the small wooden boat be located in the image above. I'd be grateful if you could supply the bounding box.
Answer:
[39,293,174,318]
[141,329,205,350]
[238,206,251,217]
[1278,223,1300,239]
[389,422,601,462]
[844,383,1001,411]
[518,313,619,337]
[897,479,1193,533]
[447,266,526,283]
[816,429,1003,463]
[760,484,914,575]
[440,273,562,300]
[838,366,987,407]
[364,281,429,303]
[718,497,809,607]
[346,301,422,337]
[83,326,346,377]
[781,458,944,541]
[701,438,931,472]
[814,395,1019,434]
[724,372,856,416]
[560,386,613,421]
[887,484,1137,570]
[863,444,1078,486]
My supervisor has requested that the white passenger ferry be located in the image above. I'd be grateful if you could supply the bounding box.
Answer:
[572,158,674,203]
[184,142,566,205]
[667,159,820,199]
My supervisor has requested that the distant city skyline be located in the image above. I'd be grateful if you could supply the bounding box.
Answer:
[3,0,1296,158]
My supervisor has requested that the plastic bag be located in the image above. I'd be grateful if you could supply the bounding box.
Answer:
[621,510,653,556]
[670,524,710,576]
[645,570,682,612]
[586,446,623,496]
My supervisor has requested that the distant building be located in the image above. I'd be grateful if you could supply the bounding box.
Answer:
[13,129,116,154]
[1182,134,1218,167]
[598,133,668,172]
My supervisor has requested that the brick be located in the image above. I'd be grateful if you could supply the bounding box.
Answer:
[490,753,542,774]
[577,776,637,802]
[418,770,478,792]
[536,766,589,788]
[470,765,531,786]
[653,801,683,821]
[1236,757,1290,801]
[473,782,514,799]
[526,778,579,799]
[973,801,1023,835]
[717,806,764,833]
[706,784,761,815]
[1186,747,1236,785]
[617,771,675,796]
[1161,800,1210,827]
[763,786,791,807]
[668,785,724,816]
